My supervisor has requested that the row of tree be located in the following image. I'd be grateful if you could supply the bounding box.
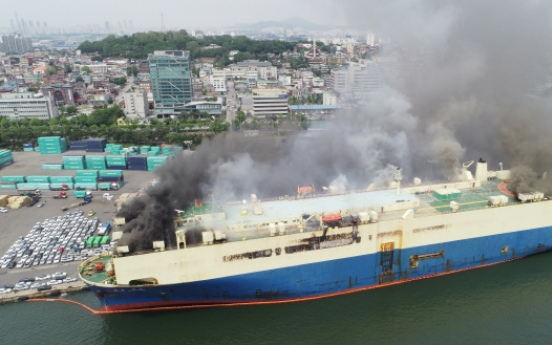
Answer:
[78,31,327,67]
[0,122,208,151]
[0,104,233,150]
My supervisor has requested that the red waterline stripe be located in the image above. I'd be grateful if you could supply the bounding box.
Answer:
[27,254,534,315]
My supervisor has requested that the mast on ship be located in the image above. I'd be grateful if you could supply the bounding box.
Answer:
[395,167,402,196]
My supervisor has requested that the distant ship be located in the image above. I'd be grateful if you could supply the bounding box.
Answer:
[79,159,552,312]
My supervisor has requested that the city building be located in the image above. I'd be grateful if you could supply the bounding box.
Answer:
[210,69,228,92]
[0,93,59,120]
[327,69,347,91]
[148,50,193,115]
[323,91,338,105]
[249,90,289,118]
[0,35,33,53]
[83,64,108,75]
[348,61,380,94]
[230,60,277,80]
[366,31,375,46]
[41,84,76,106]
[327,62,380,95]
[289,104,342,119]
[124,90,149,118]
[180,101,222,116]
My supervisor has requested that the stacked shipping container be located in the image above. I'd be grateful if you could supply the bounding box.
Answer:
[86,138,107,153]
[0,150,14,169]
[62,155,86,170]
[38,137,67,155]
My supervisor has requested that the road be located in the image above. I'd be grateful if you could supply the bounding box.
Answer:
[114,76,135,106]
[225,79,238,127]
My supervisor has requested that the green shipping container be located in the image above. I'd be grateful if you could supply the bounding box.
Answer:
[0,184,17,189]
[50,183,74,190]
[26,176,51,183]
[85,164,106,169]
[106,154,126,159]
[101,236,110,245]
[93,237,102,248]
[99,170,123,177]
[75,177,98,183]
[74,183,97,190]
[85,156,106,161]
[17,183,40,190]
[76,170,99,177]
[74,190,87,198]
[86,237,95,248]
[42,164,64,170]
[2,176,26,183]
[50,176,74,183]
[97,183,112,190]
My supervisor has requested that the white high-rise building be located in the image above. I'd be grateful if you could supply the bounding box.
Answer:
[366,32,375,46]
[328,62,380,95]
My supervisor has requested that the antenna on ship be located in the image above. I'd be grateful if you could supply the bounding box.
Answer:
[395,167,402,196]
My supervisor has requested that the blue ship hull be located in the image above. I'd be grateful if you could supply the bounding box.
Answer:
[90,226,552,311]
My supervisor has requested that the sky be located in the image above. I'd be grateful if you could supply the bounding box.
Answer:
[0,0,346,32]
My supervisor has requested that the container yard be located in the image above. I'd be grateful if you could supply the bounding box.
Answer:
[0,150,162,296]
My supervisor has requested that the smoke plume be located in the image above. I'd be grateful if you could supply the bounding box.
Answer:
[118,0,552,251]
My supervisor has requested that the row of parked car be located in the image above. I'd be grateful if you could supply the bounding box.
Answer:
[0,210,100,269]
[0,272,79,294]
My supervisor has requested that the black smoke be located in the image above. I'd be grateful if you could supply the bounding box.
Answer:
[118,0,552,251]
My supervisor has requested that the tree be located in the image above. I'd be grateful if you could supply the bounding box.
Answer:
[81,66,91,74]
[66,105,78,115]
[131,66,139,77]
[45,66,57,76]
[235,109,246,124]
[29,118,41,127]
[111,76,127,87]
[65,65,72,73]
[76,76,84,82]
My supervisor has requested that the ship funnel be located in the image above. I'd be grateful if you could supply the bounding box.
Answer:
[499,162,504,171]
[475,158,488,181]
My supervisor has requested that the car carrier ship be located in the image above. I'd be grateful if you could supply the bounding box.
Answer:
[79,159,552,312]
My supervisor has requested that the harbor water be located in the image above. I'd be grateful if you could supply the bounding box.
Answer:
[2,252,552,345]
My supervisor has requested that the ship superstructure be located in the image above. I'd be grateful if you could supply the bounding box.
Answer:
[79,159,552,311]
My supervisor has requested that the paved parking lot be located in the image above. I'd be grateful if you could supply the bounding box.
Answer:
[0,150,156,287]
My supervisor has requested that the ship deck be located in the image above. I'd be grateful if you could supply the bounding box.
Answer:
[79,254,114,285]
[415,180,517,215]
